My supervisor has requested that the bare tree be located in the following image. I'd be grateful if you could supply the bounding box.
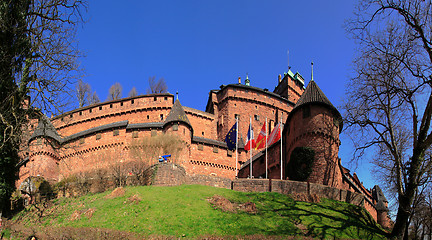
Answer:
[345,0,432,238]
[0,0,87,214]
[107,82,122,101]
[147,76,167,94]
[76,80,91,107]
[128,87,138,97]
[87,91,100,105]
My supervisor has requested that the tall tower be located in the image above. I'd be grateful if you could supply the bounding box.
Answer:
[285,79,343,187]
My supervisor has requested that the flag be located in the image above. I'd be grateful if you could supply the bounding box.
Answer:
[267,122,281,146]
[255,122,266,150]
[244,124,256,151]
[224,122,237,150]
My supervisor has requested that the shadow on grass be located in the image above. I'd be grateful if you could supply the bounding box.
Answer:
[236,192,388,239]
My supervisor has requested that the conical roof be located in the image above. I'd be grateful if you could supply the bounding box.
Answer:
[30,114,62,143]
[164,99,192,127]
[289,80,342,131]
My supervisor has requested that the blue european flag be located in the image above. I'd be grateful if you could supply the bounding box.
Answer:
[225,122,237,150]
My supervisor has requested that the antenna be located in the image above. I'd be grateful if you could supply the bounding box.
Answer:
[311,61,314,81]
[287,50,291,70]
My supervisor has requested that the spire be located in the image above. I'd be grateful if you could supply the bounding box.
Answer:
[176,91,179,100]
[30,114,62,143]
[311,61,314,82]
[245,73,250,86]
[165,99,191,127]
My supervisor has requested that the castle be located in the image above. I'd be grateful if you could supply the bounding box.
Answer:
[17,68,391,228]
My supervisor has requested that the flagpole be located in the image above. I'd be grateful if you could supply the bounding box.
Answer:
[280,112,283,180]
[235,116,238,178]
[265,117,268,179]
[249,117,253,179]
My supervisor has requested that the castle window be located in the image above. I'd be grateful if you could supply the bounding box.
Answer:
[151,129,157,137]
[227,150,232,157]
[254,115,260,121]
[131,99,134,104]
[70,114,73,118]
[113,129,119,136]
[160,114,163,120]
[303,105,310,118]
[173,123,178,131]
[213,146,219,153]
[147,115,149,120]
[255,106,257,109]
[99,106,102,110]
[198,144,203,151]
[80,138,85,144]
[132,131,138,138]
[61,117,64,122]
[120,102,123,107]
[96,133,101,140]
[154,97,157,101]
[202,131,204,136]
[234,114,239,120]
[110,104,113,108]
[89,109,92,113]
[79,111,82,116]
[164,97,167,101]
[234,104,236,107]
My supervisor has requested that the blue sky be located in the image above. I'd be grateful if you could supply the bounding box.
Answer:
[76,1,376,189]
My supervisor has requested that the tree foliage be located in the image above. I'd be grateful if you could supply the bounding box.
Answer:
[147,76,167,94]
[128,87,138,97]
[76,79,91,107]
[107,82,122,101]
[287,147,315,181]
[0,0,86,214]
[345,0,432,238]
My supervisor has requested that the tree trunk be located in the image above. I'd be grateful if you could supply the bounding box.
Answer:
[392,195,412,239]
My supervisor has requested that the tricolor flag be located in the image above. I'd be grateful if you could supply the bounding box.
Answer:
[244,124,256,151]
[267,122,281,146]
[224,122,237,150]
[255,122,267,150]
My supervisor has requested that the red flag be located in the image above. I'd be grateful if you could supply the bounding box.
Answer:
[267,122,281,146]
[255,122,266,150]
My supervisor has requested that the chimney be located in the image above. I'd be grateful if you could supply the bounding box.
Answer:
[238,77,241,84]
[278,74,282,83]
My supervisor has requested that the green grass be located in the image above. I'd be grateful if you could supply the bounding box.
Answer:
[8,185,388,239]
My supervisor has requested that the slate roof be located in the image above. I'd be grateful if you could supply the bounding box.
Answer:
[164,99,191,127]
[192,136,228,148]
[63,120,129,143]
[126,122,163,129]
[372,185,389,211]
[288,80,343,131]
[30,115,62,143]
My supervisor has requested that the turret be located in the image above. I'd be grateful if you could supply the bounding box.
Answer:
[285,79,342,187]
[27,115,61,183]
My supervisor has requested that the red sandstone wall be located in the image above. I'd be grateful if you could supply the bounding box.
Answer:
[184,107,217,139]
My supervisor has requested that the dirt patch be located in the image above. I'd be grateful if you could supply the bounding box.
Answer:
[69,210,81,221]
[84,208,95,219]
[124,194,141,204]
[105,187,126,199]
[207,195,257,214]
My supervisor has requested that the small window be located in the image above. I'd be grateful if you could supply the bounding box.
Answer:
[234,114,239,120]
[113,129,119,136]
[132,131,138,138]
[131,99,134,104]
[154,97,157,101]
[202,131,204,136]
[213,146,219,153]
[254,115,260,121]
[80,138,85,144]
[173,123,178,131]
[89,109,92,113]
[147,115,149,120]
[151,130,157,137]
[70,114,73,118]
[234,104,236,106]
[99,106,102,110]
[255,106,257,109]
[198,144,203,151]
[61,117,64,122]
[96,133,101,140]
[160,114,163,120]
[227,150,233,157]
[164,97,167,100]
[110,104,113,108]
[120,102,123,106]
[79,111,82,116]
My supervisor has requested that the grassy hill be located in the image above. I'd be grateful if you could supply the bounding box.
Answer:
[3,185,388,239]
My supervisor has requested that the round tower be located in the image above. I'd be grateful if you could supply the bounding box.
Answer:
[27,115,61,183]
[162,99,193,165]
[285,80,343,187]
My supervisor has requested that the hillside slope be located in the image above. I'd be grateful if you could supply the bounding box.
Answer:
[4,185,388,239]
